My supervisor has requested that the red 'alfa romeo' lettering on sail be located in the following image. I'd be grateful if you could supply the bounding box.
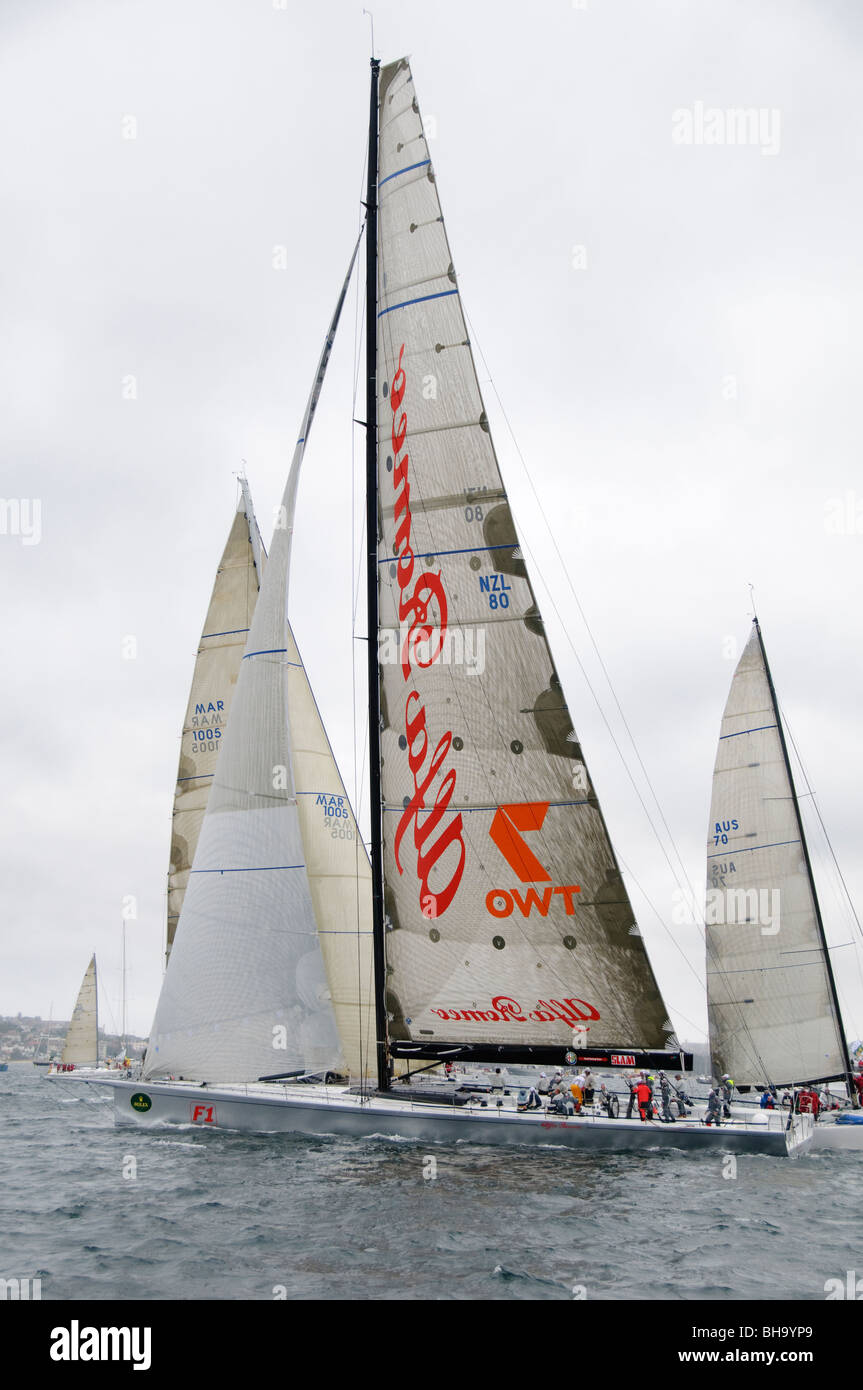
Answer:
[389,344,466,917]
[431,996,601,1027]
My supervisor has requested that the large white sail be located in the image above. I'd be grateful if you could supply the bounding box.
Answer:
[373,60,673,1057]
[167,483,265,961]
[705,622,847,1085]
[61,955,98,1066]
[144,239,373,1083]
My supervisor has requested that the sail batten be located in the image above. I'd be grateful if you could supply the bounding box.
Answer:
[705,622,848,1086]
[372,59,674,1058]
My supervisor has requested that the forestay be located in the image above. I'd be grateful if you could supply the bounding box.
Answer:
[705,622,847,1086]
[373,60,673,1055]
[167,483,265,960]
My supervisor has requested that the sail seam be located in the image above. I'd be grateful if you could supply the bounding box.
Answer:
[190,864,305,874]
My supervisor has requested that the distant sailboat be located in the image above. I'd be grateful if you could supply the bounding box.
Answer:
[73,59,808,1155]
[705,619,862,1146]
[32,1007,60,1067]
[58,955,99,1069]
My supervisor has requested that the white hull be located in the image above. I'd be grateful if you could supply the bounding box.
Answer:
[691,1101,863,1151]
[809,1118,863,1150]
[55,1075,811,1156]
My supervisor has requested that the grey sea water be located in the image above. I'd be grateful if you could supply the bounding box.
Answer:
[1,1066,860,1302]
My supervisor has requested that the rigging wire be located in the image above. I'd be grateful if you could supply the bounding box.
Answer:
[780,706,863,1035]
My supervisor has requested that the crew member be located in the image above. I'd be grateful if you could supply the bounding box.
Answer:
[625,1075,638,1119]
[635,1074,653,1122]
[658,1071,674,1122]
[705,1088,723,1127]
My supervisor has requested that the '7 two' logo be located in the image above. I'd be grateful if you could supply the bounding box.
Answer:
[486,803,581,918]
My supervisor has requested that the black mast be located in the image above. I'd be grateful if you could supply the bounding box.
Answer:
[365,57,389,1093]
[754,617,856,1100]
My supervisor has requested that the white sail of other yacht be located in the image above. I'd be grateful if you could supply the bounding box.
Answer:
[60,955,99,1067]
[144,234,374,1084]
[166,481,266,962]
[705,619,851,1089]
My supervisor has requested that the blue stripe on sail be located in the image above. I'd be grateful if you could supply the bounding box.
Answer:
[242,651,302,667]
[719,723,778,739]
[378,289,458,318]
[190,865,305,874]
[707,839,800,859]
[378,543,513,564]
[380,159,430,186]
[201,627,250,639]
[177,774,214,783]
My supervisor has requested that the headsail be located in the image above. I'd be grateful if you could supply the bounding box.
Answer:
[61,955,98,1066]
[145,236,373,1083]
[372,60,674,1062]
[705,621,849,1086]
[166,483,265,961]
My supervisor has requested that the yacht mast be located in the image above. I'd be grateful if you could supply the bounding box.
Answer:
[365,56,388,1092]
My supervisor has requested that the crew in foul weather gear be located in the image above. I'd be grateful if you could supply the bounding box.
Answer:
[705,1089,723,1126]
[658,1071,675,1122]
[635,1077,653,1121]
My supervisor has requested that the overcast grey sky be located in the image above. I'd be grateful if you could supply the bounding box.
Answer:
[2,0,861,1049]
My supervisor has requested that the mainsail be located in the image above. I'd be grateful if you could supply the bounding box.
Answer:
[705,621,849,1086]
[61,955,98,1066]
[166,481,265,961]
[372,60,674,1062]
[144,237,373,1083]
